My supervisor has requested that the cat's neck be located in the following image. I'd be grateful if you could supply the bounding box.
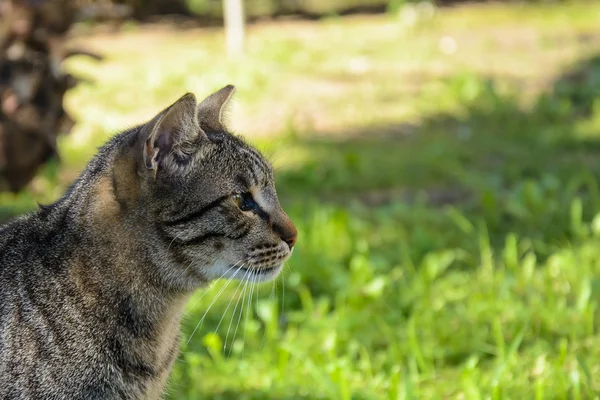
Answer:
[68,237,190,398]
[66,172,192,389]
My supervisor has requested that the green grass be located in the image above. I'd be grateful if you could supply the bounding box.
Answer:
[4,2,600,398]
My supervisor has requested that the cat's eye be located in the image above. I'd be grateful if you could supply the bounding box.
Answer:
[232,192,257,212]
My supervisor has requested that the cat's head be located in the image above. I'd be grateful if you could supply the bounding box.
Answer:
[114,86,296,287]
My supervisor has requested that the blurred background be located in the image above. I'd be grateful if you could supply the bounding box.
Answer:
[2,0,600,398]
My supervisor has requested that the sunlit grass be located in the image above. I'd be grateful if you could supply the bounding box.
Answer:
[3,1,600,398]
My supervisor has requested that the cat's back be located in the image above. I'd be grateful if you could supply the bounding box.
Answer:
[0,213,42,293]
[0,209,100,399]
[0,207,70,341]
[0,207,69,277]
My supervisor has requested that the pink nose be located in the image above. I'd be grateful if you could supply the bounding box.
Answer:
[283,233,297,250]
[273,218,298,250]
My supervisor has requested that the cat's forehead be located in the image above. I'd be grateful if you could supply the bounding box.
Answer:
[203,132,273,187]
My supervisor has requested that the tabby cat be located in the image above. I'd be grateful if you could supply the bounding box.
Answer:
[0,85,297,399]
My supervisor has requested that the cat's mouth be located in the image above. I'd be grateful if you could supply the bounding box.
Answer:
[224,263,283,282]
[239,265,278,274]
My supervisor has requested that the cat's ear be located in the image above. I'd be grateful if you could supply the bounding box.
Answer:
[196,85,235,132]
[143,93,205,178]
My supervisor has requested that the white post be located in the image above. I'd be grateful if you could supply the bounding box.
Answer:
[223,0,245,58]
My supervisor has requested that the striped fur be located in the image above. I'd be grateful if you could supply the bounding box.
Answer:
[0,85,297,399]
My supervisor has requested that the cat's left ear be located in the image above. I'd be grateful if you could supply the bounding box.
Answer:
[196,85,236,132]
[143,93,205,178]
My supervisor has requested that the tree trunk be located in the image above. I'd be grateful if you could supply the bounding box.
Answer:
[223,0,245,58]
[0,0,102,192]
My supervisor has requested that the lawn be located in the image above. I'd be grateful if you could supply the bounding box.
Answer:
[3,1,600,398]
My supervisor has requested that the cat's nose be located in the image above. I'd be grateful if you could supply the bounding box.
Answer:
[282,231,297,250]
[273,216,298,250]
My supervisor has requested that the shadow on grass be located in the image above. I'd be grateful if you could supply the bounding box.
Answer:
[274,52,600,258]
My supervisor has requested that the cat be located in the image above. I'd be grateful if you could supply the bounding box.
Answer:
[0,85,297,399]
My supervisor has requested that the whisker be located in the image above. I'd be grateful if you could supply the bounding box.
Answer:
[255,270,260,312]
[183,261,241,318]
[212,263,246,341]
[185,267,240,346]
[241,268,258,359]
[229,269,251,357]
[167,232,182,251]
[281,270,285,326]
[175,261,194,282]
[260,278,276,350]
[224,266,249,353]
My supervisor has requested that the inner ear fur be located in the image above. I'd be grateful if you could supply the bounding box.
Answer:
[143,93,205,177]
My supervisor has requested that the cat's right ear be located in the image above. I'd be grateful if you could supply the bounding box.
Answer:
[142,93,206,179]
[196,85,235,132]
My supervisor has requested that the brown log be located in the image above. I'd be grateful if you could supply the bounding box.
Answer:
[0,0,103,192]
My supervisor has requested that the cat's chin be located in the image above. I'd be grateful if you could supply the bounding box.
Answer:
[218,263,284,283]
